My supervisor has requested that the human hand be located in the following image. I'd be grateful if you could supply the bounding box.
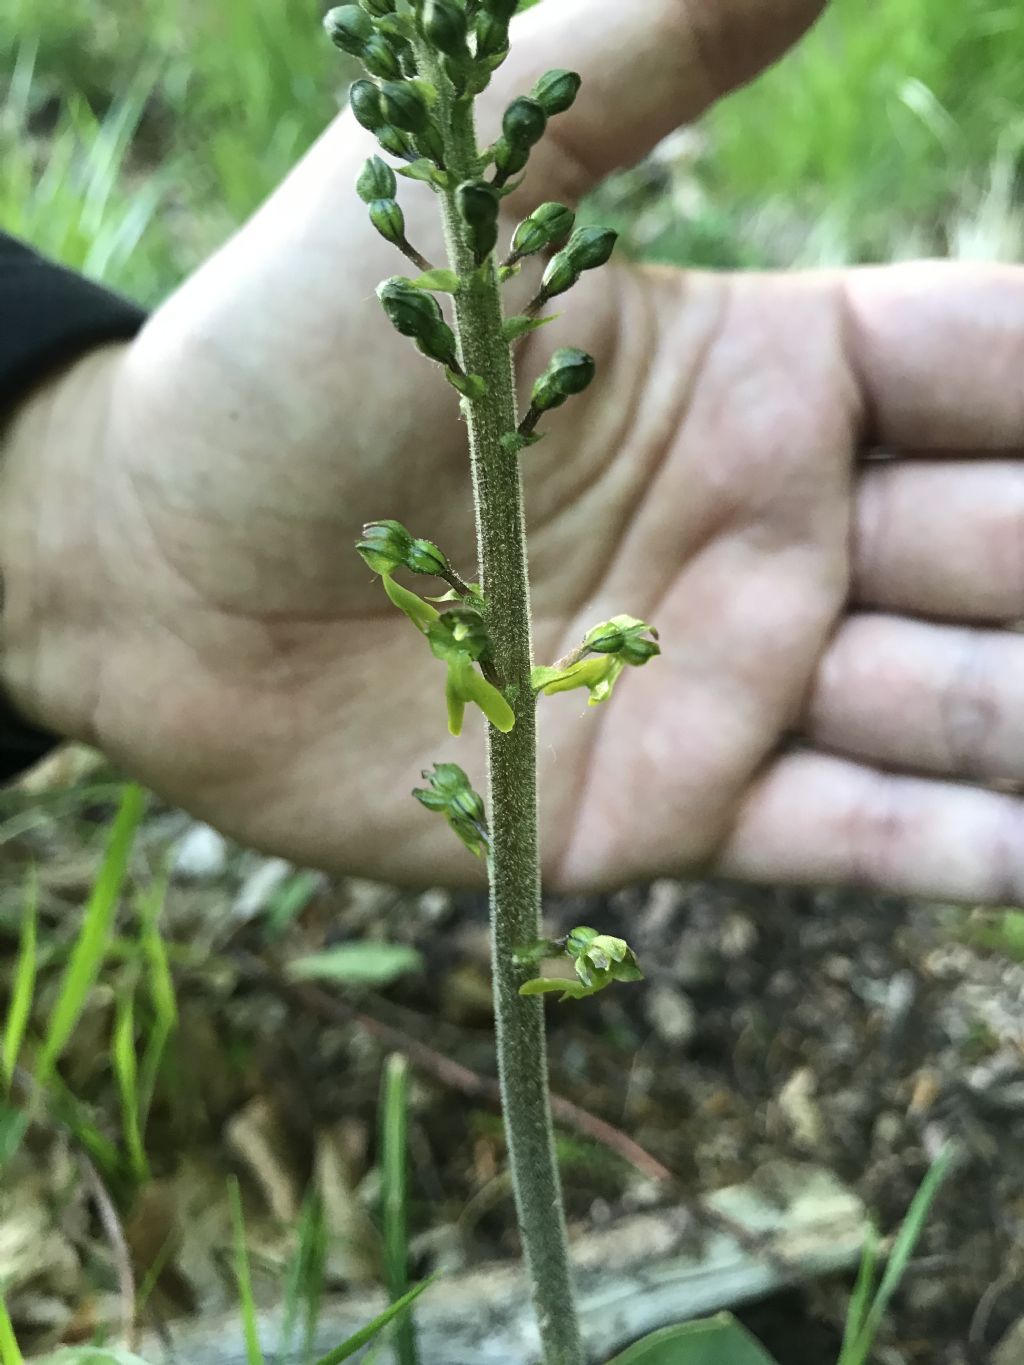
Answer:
[5,0,1024,902]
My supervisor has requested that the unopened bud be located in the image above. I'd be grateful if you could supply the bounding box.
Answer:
[510,202,575,259]
[324,4,373,56]
[531,69,582,116]
[377,125,416,159]
[349,79,385,131]
[356,155,397,202]
[501,96,547,152]
[539,248,580,301]
[379,79,431,133]
[377,275,444,338]
[407,538,450,576]
[456,181,500,262]
[493,138,530,180]
[584,615,661,665]
[530,347,596,413]
[565,224,618,272]
[474,10,510,63]
[361,32,403,79]
[360,0,395,13]
[480,0,518,19]
[423,0,468,58]
[369,198,406,247]
[356,519,414,575]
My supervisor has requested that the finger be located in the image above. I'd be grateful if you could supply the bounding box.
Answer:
[805,613,1024,783]
[495,0,826,204]
[854,460,1024,621]
[844,262,1024,449]
[720,750,1024,904]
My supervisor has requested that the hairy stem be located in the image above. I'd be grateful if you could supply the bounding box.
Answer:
[416,46,585,1365]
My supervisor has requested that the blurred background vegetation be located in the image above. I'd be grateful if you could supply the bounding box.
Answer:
[3,0,1024,305]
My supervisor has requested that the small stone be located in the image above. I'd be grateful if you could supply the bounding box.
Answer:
[777,1067,825,1150]
[643,879,686,934]
[418,887,453,924]
[232,856,293,920]
[645,983,697,1047]
[172,823,229,880]
[673,942,724,989]
[720,912,758,960]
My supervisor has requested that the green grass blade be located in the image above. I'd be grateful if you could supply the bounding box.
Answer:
[843,1145,954,1365]
[228,1177,266,1365]
[37,785,145,1084]
[838,1225,879,1360]
[2,869,38,1091]
[310,1278,435,1365]
[0,1297,24,1365]
[380,1053,418,1365]
[280,1188,326,1361]
[137,875,177,1129]
[112,982,147,1182]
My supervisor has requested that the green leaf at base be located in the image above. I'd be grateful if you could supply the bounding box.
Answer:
[287,943,423,987]
[606,1313,780,1365]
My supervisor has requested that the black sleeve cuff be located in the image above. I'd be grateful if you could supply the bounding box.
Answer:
[1,232,148,781]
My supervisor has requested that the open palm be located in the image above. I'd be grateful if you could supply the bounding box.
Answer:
[17,0,1024,901]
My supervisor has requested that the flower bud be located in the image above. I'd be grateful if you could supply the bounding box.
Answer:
[360,0,396,13]
[379,79,431,133]
[349,79,385,131]
[377,276,444,338]
[539,248,580,301]
[361,32,404,80]
[501,96,546,152]
[356,155,398,203]
[356,519,414,575]
[414,123,447,168]
[369,198,406,247]
[406,537,450,576]
[531,69,582,116]
[423,0,468,58]
[530,347,596,413]
[584,615,660,664]
[377,125,417,159]
[474,10,509,63]
[565,224,618,272]
[510,202,575,258]
[324,4,373,56]
[493,138,530,180]
[456,180,500,262]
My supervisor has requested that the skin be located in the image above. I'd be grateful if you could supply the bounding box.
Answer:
[2,0,1024,900]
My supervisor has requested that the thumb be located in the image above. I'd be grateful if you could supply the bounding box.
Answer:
[492,0,827,204]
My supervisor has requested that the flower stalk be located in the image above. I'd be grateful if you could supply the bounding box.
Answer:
[327,4,656,1359]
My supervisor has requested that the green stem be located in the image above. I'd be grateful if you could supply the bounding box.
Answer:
[416,47,585,1365]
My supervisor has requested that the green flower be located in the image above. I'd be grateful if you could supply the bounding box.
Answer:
[413,762,489,858]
